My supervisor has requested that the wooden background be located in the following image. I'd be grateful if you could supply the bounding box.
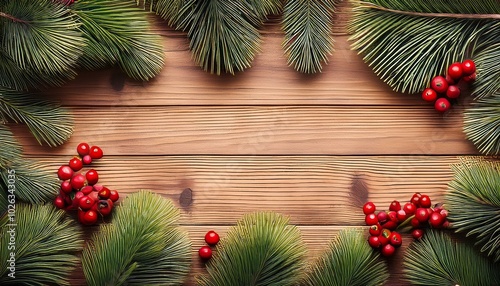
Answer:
[16,3,480,285]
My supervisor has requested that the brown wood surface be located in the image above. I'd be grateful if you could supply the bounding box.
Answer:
[18,2,481,285]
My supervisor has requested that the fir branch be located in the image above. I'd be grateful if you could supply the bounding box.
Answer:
[134,0,186,26]
[0,0,85,89]
[73,0,165,81]
[244,0,282,21]
[304,228,389,286]
[463,95,500,155]
[82,190,191,286]
[282,0,336,74]
[0,125,21,170]
[403,230,500,285]
[0,159,59,204]
[471,23,500,100]
[0,88,73,147]
[197,212,307,286]
[0,204,84,285]
[446,159,500,262]
[0,183,7,216]
[175,0,262,75]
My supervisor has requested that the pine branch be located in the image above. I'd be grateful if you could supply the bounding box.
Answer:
[0,204,84,285]
[403,230,500,285]
[0,125,21,170]
[0,183,7,216]
[348,0,500,94]
[471,25,500,99]
[0,88,73,147]
[0,0,85,90]
[0,159,59,204]
[446,158,500,262]
[73,0,165,81]
[244,0,282,21]
[197,212,307,286]
[304,228,389,286]
[82,190,191,286]
[463,95,500,155]
[282,0,336,74]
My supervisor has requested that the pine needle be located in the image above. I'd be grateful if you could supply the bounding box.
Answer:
[0,183,7,215]
[0,204,84,285]
[282,0,336,74]
[197,212,307,286]
[0,125,21,170]
[82,190,191,286]
[403,229,500,285]
[446,158,500,262]
[304,228,389,286]
[463,95,500,155]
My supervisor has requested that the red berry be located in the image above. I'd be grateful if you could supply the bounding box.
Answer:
[369,224,382,236]
[365,213,378,226]
[54,195,66,209]
[98,187,111,199]
[77,143,90,157]
[415,208,430,223]
[379,229,391,245]
[410,193,421,207]
[69,157,83,172]
[445,74,456,85]
[429,212,445,228]
[440,209,448,218]
[57,165,74,181]
[198,246,212,260]
[419,195,431,208]
[79,195,95,210]
[412,229,424,240]
[82,155,93,165]
[71,191,85,210]
[109,190,119,202]
[381,243,396,257]
[389,200,401,211]
[60,180,73,194]
[431,76,448,94]
[447,62,463,80]
[363,202,376,215]
[81,186,94,195]
[446,85,461,99]
[434,98,451,113]
[368,235,381,248]
[85,169,99,185]
[396,209,407,222]
[96,199,113,216]
[389,231,402,247]
[410,217,421,228]
[205,230,220,245]
[462,72,476,83]
[421,88,437,102]
[442,220,450,228]
[81,210,98,225]
[381,220,397,230]
[461,59,476,76]
[89,146,103,159]
[377,211,388,224]
[403,202,416,216]
[71,173,86,190]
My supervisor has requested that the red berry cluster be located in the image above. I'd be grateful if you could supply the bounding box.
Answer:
[198,230,220,260]
[54,143,119,225]
[421,59,477,113]
[363,193,449,257]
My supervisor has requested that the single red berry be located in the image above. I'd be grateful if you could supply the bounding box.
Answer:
[419,195,431,208]
[54,195,66,209]
[410,217,421,228]
[461,59,476,76]
[198,246,212,260]
[109,190,119,202]
[379,229,391,245]
[81,210,98,225]
[389,200,401,212]
[88,190,99,202]
[71,173,86,190]
[381,220,398,231]
[85,169,99,185]
[89,146,103,159]
[412,229,424,240]
[435,98,451,113]
[447,62,463,80]
[403,202,416,216]
[57,165,74,181]
[429,212,445,228]
[368,235,381,248]
[440,209,448,218]
[98,187,111,199]
[363,202,376,215]
[462,72,476,83]
[79,195,95,210]
[421,88,437,102]
[411,193,422,207]
[205,230,220,245]
[82,155,93,165]
[69,191,85,210]
[377,211,388,224]
[431,76,449,94]
[381,243,396,257]
[77,143,90,157]
[96,199,114,216]
[69,157,83,172]
[81,186,94,195]
[396,209,407,222]
[60,180,73,194]
[415,208,430,223]
[387,211,398,223]
[446,85,461,99]
[442,220,450,228]
[365,213,378,226]
[389,231,402,247]
[369,224,382,236]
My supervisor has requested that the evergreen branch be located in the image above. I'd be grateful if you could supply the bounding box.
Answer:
[282,0,336,74]
[0,0,85,87]
[0,204,84,285]
[446,159,500,261]
[0,11,29,23]
[304,228,389,286]
[0,159,59,204]
[0,183,7,216]
[0,89,73,147]
[134,0,186,26]
[0,125,21,170]
[471,23,500,99]
[244,0,282,21]
[463,96,500,155]
[82,190,191,286]
[361,0,500,14]
[403,230,500,285]
[197,212,307,286]
[73,0,165,81]
[175,0,262,75]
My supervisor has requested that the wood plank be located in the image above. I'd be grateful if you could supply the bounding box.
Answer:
[13,106,477,156]
[32,155,460,225]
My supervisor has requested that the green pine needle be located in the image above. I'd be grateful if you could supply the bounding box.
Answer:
[446,158,500,262]
[0,183,7,215]
[73,0,165,81]
[82,190,191,286]
[0,159,59,204]
[175,0,262,75]
[197,212,307,286]
[304,228,389,286]
[0,204,84,285]
[463,95,500,155]
[0,125,21,170]
[403,230,500,285]
[244,0,282,21]
[0,0,85,90]
[0,88,73,147]
[348,0,500,94]
[471,25,500,99]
